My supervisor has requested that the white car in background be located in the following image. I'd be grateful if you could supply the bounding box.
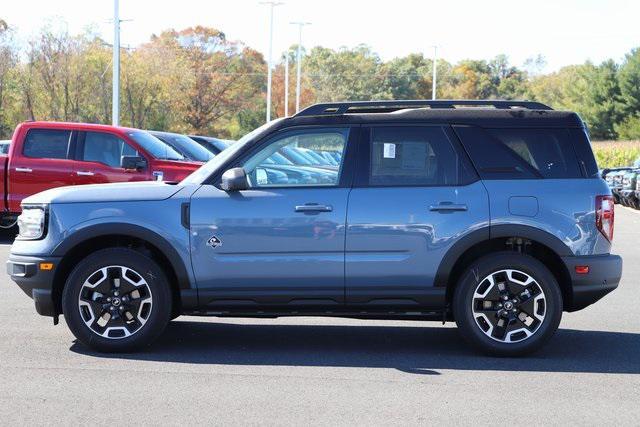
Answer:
[0,140,10,155]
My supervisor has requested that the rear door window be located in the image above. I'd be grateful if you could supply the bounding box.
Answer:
[367,126,476,186]
[23,129,72,159]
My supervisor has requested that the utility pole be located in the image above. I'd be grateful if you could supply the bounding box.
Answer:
[431,45,438,100]
[260,2,283,123]
[284,52,289,116]
[291,21,311,113]
[112,0,120,125]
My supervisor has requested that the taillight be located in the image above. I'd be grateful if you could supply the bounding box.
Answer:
[596,195,615,242]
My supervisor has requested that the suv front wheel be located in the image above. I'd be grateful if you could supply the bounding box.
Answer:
[453,252,562,357]
[62,248,172,352]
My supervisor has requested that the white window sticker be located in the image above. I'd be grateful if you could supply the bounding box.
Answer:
[256,168,268,185]
[383,143,396,159]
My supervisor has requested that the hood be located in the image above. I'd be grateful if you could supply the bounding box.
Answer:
[22,181,184,205]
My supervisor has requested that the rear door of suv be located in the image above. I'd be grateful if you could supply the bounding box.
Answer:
[8,128,77,212]
[345,125,490,307]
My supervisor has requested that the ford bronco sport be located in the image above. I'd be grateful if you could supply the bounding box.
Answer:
[7,100,622,356]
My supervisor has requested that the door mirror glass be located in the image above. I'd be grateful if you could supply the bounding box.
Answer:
[220,167,249,191]
[121,155,147,171]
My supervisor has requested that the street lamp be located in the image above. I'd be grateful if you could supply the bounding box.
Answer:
[290,21,311,113]
[284,52,289,116]
[260,2,284,123]
[113,0,120,126]
[431,45,438,100]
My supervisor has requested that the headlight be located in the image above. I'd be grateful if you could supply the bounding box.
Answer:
[17,206,47,240]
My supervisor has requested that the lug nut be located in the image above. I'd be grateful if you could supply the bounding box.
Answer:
[107,297,112,302]
[114,291,119,297]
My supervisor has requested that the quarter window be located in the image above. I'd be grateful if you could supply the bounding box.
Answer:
[241,130,348,187]
[486,128,582,179]
[455,126,583,179]
[82,132,138,168]
[23,129,71,159]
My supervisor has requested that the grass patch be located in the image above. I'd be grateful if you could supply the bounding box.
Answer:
[592,140,640,169]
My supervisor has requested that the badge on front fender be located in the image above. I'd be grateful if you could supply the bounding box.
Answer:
[207,236,222,248]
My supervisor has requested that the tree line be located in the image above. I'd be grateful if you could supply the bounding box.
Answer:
[1,19,639,141]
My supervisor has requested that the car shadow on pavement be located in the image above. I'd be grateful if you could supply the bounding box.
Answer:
[70,321,640,375]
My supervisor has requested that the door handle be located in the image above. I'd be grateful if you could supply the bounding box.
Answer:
[15,167,32,173]
[429,203,468,212]
[295,204,333,213]
[76,171,95,176]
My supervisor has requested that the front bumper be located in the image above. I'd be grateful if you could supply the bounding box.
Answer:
[7,254,61,317]
[562,254,622,311]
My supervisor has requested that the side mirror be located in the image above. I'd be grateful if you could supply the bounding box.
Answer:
[220,167,249,191]
[121,156,147,171]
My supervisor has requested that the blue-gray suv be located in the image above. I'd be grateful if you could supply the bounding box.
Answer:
[7,100,622,356]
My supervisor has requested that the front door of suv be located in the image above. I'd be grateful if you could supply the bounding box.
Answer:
[189,127,356,308]
[345,125,490,308]
[73,131,148,185]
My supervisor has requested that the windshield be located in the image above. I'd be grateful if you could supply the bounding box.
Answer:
[181,119,283,185]
[158,134,214,162]
[127,131,185,161]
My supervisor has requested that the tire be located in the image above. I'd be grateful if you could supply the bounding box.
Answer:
[62,248,172,352]
[453,252,562,357]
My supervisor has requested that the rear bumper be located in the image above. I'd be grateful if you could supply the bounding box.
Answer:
[7,254,60,317]
[562,254,622,311]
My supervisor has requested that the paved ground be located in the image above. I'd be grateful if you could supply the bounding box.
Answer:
[0,209,638,426]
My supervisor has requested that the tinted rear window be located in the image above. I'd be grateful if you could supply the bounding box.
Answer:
[23,129,71,159]
[454,126,583,179]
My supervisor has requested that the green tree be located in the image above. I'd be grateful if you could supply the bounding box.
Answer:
[381,53,433,99]
[304,45,390,102]
[618,48,640,116]
[579,60,623,139]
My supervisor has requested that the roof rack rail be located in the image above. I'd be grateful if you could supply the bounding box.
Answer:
[295,99,553,116]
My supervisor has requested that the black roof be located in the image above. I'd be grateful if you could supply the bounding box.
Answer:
[284,100,584,128]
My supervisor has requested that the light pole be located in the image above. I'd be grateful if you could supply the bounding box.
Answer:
[290,21,311,113]
[431,45,438,100]
[260,2,283,123]
[284,52,289,116]
[112,0,120,126]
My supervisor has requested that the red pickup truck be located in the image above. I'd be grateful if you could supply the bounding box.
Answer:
[1,121,202,221]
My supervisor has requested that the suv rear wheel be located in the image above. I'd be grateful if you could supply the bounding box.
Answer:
[453,252,562,356]
[62,248,172,352]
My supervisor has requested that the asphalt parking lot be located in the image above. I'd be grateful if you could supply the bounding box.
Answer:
[0,209,638,425]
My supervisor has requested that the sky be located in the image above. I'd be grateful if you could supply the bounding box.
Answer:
[1,0,638,72]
